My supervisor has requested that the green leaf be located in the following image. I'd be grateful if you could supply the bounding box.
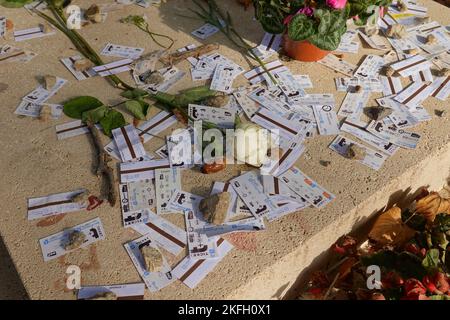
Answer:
[125,100,150,120]
[288,14,315,42]
[81,105,108,124]
[120,88,148,99]
[309,31,341,51]
[0,0,33,8]
[100,110,126,137]
[175,86,217,107]
[422,249,440,272]
[63,96,104,119]
[433,213,450,233]
[429,295,450,300]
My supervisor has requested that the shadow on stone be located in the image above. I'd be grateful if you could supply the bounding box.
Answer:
[0,235,28,300]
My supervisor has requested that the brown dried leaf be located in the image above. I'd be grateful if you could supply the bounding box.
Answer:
[368,207,415,247]
[415,192,450,222]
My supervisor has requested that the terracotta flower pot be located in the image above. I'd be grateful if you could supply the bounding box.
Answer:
[282,35,330,62]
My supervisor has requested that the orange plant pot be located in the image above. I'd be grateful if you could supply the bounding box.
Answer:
[283,35,330,62]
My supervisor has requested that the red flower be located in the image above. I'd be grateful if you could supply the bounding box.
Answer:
[404,243,426,258]
[403,279,427,299]
[382,271,404,289]
[332,235,357,256]
[423,273,450,295]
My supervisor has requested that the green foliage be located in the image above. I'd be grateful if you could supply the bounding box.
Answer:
[81,105,108,124]
[120,88,148,99]
[63,96,104,119]
[361,250,428,279]
[308,8,348,51]
[0,0,33,8]
[125,100,150,120]
[288,14,315,42]
[422,249,440,273]
[100,110,126,137]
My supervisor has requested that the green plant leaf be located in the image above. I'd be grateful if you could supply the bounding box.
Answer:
[63,96,104,119]
[100,110,126,137]
[0,0,33,8]
[125,100,150,120]
[433,213,450,233]
[422,248,440,272]
[120,88,148,99]
[81,105,108,124]
[288,14,315,42]
[429,295,450,300]
[309,31,341,51]
[175,86,217,107]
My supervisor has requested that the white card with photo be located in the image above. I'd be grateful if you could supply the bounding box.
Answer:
[100,43,144,60]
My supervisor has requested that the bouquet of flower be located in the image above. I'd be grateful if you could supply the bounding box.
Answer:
[252,0,391,51]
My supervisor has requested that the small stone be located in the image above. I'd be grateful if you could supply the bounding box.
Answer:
[140,246,163,272]
[345,144,366,160]
[85,5,102,23]
[199,192,230,225]
[73,59,93,72]
[87,292,117,300]
[405,48,420,55]
[39,23,51,33]
[320,160,331,167]
[426,34,438,45]
[354,85,363,93]
[435,110,445,117]
[64,231,86,251]
[43,75,56,90]
[386,24,407,39]
[142,71,164,85]
[364,106,393,121]
[437,68,450,77]
[202,95,230,108]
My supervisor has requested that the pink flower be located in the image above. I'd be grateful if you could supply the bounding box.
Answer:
[298,7,314,17]
[283,7,315,25]
[326,0,347,10]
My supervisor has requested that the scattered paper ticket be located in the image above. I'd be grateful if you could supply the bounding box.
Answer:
[39,218,105,262]
[77,283,145,300]
[27,189,87,220]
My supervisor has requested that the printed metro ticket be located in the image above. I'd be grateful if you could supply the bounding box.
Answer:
[93,58,133,77]
[184,209,219,260]
[247,87,293,116]
[39,218,105,262]
[155,167,181,215]
[200,217,266,238]
[233,89,261,119]
[167,129,193,169]
[168,189,203,214]
[145,66,186,94]
[354,54,385,79]
[366,120,421,149]
[131,211,187,256]
[112,125,147,162]
[262,174,308,205]
[77,283,145,300]
[23,77,67,104]
[119,180,155,227]
[329,135,388,171]
[14,25,55,42]
[317,54,357,76]
[100,43,144,60]
[430,76,450,101]
[0,17,6,38]
[119,159,170,183]
[61,55,97,81]
[210,63,241,94]
[137,111,178,143]
[124,235,175,292]
[380,76,403,96]
[56,120,89,140]
[188,104,235,129]
[251,107,300,141]
[389,55,432,77]
[244,60,288,86]
[172,238,233,289]
[273,68,307,102]
[340,122,399,156]
[278,166,335,208]
[312,104,340,135]
[335,77,382,92]
[394,81,435,107]
[230,171,277,218]
[27,189,87,220]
